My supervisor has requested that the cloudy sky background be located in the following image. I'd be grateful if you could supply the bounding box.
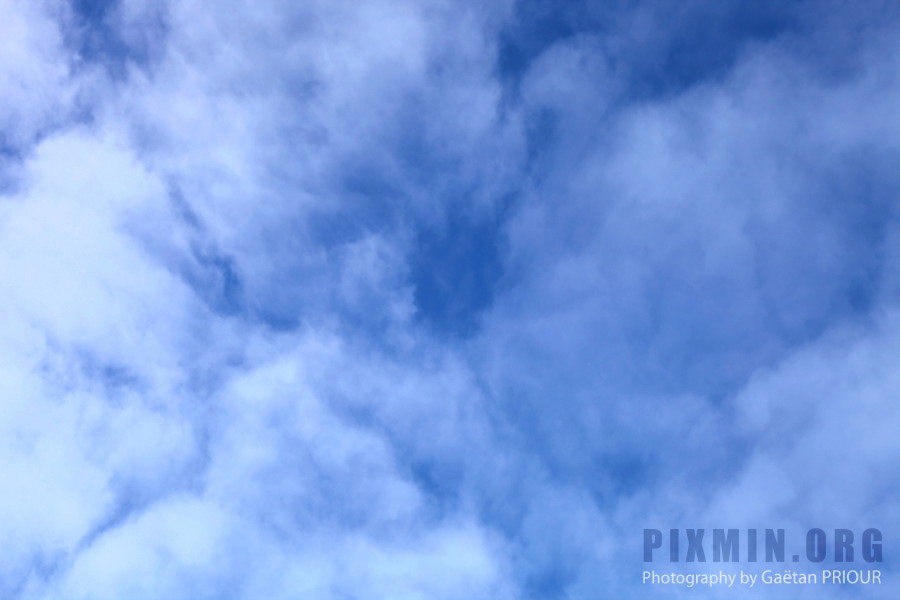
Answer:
[1,0,899,598]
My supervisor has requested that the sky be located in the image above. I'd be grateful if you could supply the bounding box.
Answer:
[1,0,899,598]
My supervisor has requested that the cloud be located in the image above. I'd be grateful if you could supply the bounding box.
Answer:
[1,0,899,598]
[0,0,73,151]
[471,4,900,595]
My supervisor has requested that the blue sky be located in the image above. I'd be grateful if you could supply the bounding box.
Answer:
[1,1,899,598]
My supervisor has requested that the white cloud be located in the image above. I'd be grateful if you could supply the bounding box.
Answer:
[0,0,72,149]
[2,0,900,598]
